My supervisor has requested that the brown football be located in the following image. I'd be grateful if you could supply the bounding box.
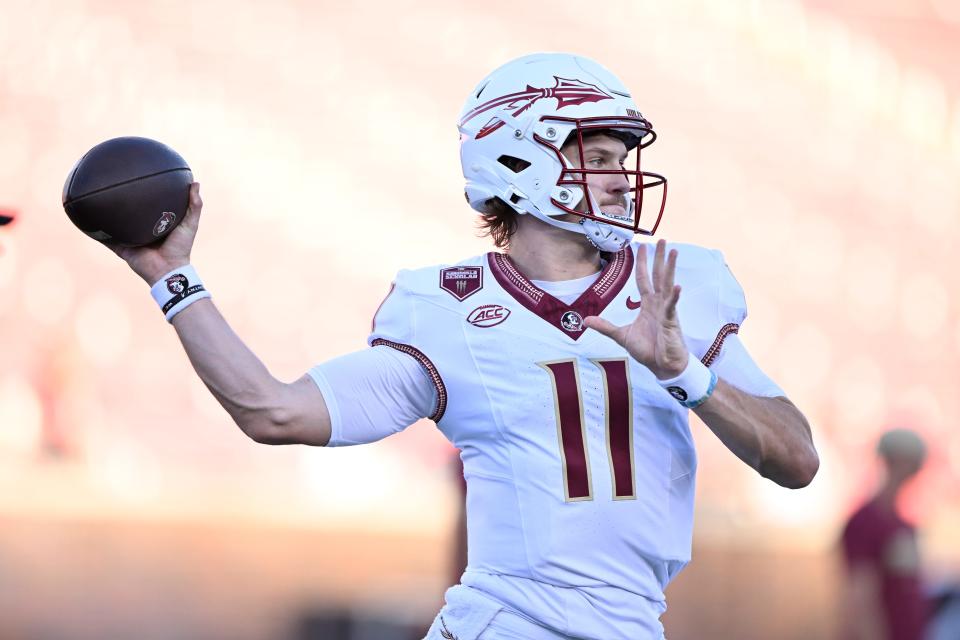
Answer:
[63,137,192,247]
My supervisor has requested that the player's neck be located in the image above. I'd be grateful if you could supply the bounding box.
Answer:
[508,218,603,282]
[874,476,909,512]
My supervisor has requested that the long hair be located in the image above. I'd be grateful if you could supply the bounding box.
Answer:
[475,154,530,250]
[476,197,519,250]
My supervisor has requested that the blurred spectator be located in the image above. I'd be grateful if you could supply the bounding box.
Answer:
[840,428,929,640]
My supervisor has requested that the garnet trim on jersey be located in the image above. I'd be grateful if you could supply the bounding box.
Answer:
[371,338,448,422]
[701,322,740,367]
[487,247,634,341]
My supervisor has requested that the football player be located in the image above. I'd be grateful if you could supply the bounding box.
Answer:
[840,429,929,639]
[109,53,819,639]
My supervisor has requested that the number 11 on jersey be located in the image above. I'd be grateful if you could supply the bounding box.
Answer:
[539,359,636,502]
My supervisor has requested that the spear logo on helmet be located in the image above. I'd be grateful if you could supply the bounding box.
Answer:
[461,76,614,139]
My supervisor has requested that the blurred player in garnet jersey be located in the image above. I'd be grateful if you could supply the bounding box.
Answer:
[840,428,930,640]
[106,53,818,639]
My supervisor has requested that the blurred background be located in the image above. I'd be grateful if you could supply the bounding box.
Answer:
[1,0,959,638]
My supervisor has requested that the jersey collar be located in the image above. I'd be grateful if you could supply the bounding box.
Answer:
[487,247,634,341]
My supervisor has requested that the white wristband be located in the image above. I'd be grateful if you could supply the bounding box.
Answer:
[150,264,211,322]
[657,352,718,409]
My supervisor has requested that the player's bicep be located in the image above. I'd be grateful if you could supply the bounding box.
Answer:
[241,374,332,447]
[274,373,334,446]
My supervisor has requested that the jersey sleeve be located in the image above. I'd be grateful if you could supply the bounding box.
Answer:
[698,250,747,367]
[307,345,436,447]
[698,252,786,397]
[676,247,746,367]
[369,272,447,422]
[304,272,444,447]
[710,334,785,397]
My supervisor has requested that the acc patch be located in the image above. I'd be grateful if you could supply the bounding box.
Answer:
[467,304,510,328]
[440,266,483,301]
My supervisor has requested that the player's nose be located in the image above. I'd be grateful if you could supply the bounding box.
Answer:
[606,171,630,197]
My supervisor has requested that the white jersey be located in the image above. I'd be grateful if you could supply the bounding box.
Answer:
[364,241,747,637]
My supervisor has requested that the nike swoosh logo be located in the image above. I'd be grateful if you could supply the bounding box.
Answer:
[626,296,642,310]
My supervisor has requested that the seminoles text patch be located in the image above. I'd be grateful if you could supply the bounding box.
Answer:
[440,266,483,301]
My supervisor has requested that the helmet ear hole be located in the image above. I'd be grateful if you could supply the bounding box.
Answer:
[497,155,531,173]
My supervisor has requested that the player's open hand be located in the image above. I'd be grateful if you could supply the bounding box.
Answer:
[584,239,689,380]
[108,182,202,285]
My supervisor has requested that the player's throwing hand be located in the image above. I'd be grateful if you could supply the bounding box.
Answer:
[584,239,690,380]
[109,182,203,285]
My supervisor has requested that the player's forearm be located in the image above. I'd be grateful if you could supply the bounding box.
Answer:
[168,297,287,441]
[693,380,819,488]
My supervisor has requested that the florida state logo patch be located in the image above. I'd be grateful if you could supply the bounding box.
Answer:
[560,310,583,332]
[440,266,483,301]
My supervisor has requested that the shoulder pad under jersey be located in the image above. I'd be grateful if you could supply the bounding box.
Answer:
[634,242,747,362]
[368,255,487,346]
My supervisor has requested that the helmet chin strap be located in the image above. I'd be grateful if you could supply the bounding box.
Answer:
[514,189,634,253]
[580,189,634,251]
[581,218,633,252]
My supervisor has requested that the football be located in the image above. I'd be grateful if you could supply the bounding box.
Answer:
[62,137,192,247]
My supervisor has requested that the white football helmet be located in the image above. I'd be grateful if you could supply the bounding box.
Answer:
[459,53,667,252]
